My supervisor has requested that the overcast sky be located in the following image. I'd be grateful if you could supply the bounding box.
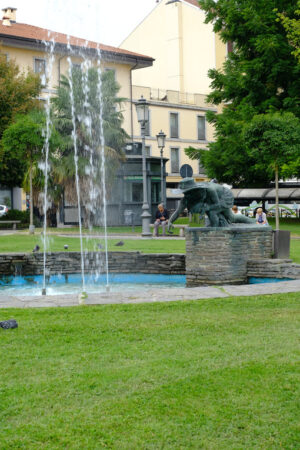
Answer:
[0,0,157,47]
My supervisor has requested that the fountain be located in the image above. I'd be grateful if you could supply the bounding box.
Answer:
[39,19,111,299]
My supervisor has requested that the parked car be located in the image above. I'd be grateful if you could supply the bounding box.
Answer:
[0,205,8,217]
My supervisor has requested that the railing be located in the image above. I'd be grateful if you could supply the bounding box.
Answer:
[133,85,214,108]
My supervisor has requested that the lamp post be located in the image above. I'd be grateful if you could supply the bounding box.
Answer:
[135,96,152,236]
[156,130,166,205]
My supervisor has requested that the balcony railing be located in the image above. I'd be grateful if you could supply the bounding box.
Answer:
[133,85,214,108]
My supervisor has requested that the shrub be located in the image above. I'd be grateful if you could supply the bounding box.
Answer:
[0,209,41,228]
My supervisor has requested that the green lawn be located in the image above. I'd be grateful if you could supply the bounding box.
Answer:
[6,217,299,236]
[0,234,186,254]
[1,234,300,263]
[1,294,299,448]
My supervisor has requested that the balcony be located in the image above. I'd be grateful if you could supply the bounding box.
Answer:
[133,86,214,109]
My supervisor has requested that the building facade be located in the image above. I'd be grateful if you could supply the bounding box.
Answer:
[0,6,154,218]
[120,0,228,193]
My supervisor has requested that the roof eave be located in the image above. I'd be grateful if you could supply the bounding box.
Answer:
[0,34,154,69]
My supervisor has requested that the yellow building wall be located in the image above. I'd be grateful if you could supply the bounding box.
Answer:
[120,0,217,95]
[0,44,133,140]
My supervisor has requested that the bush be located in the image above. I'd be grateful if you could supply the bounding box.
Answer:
[0,209,41,228]
[0,209,29,223]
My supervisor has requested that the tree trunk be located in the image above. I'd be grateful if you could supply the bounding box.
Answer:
[29,162,35,234]
[275,166,279,231]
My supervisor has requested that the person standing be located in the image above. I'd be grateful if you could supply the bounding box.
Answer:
[154,203,169,236]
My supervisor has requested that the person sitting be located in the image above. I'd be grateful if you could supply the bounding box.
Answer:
[256,207,268,225]
[154,203,169,237]
[232,205,241,215]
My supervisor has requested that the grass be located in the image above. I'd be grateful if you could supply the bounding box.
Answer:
[0,293,299,448]
[290,239,300,264]
[1,234,300,263]
[267,218,300,235]
[0,234,186,254]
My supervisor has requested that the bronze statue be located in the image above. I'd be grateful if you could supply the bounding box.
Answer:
[168,178,255,229]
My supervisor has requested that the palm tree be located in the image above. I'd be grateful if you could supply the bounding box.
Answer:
[51,67,128,226]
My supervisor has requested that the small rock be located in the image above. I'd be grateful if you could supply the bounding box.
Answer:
[0,319,18,329]
[115,241,124,246]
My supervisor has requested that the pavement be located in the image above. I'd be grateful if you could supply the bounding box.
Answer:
[0,279,299,309]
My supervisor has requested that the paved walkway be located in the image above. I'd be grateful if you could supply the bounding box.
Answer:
[56,233,184,240]
[0,279,299,309]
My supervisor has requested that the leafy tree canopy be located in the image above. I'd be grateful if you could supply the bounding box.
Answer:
[277,0,300,63]
[185,0,300,187]
[244,112,300,178]
[1,109,60,188]
[0,55,41,187]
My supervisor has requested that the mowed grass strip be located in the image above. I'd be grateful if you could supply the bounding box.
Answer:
[0,293,299,449]
[0,234,185,254]
[1,233,300,263]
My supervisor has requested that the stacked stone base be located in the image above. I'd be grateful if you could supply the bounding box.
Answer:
[0,252,185,276]
[185,226,273,286]
[247,259,300,280]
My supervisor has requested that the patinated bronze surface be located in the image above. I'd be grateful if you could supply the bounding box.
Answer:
[168,178,255,229]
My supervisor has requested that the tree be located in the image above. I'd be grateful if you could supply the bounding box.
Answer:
[277,0,300,63]
[244,112,300,229]
[0,55,41,187]
[185,0,300,187]
[1,110,60,233]
[51,67,128,225]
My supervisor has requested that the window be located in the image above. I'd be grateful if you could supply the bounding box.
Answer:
[198,160,206,175]
[227,41,234,54]
[197,116,206,140]
[151,183,160,203]
[145,146,151,157]
[170,113,179,138]
[124,182,143,203]
[72,63,82,70]
[170,147,180,173]
[34,58,46,86]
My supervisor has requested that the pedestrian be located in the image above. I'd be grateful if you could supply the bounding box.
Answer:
[154,203,169,237]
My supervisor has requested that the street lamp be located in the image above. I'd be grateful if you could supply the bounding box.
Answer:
[156,130,166,205]
[135,96,152,236]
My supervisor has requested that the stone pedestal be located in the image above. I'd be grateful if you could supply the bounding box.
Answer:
[185,226,273,286]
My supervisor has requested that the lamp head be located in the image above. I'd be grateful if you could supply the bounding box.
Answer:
[156,130,166,149]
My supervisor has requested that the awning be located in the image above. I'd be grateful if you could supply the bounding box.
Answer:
[232,187,300,201]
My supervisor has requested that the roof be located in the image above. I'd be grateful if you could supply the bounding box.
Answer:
[184,0,201,8]
[0,20,154,66]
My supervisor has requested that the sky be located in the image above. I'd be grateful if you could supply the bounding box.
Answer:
[0,0,157,47]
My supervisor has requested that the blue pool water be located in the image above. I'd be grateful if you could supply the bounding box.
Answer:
[248,277,294,284]
[0,274,293,296]
[0,273,186,296]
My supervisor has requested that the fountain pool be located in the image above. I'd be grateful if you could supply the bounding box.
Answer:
[0,273,186,296]
[0,273,295,297]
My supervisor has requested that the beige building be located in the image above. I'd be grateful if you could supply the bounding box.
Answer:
[0,6,153,210]
[121,0,228,189]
